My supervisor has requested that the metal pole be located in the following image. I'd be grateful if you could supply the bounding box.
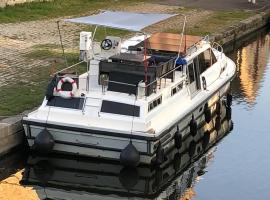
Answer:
[57,21,68,67]
[143,33,148,96]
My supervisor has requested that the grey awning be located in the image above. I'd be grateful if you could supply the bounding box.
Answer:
[64,11,177,32]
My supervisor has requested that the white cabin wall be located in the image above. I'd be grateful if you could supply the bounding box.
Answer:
[89,59,100,90]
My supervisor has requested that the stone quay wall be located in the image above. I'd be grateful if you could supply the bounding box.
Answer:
[212,11,270,45]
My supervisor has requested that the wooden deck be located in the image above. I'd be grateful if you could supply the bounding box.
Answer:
[145,33,202,53]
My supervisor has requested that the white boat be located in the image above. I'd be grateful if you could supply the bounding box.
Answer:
[22,11,236,166]
[21,115,233,200]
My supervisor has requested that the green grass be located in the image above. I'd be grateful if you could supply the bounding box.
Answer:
[0,83,47,116]
[186,10,255,36]
[0,0,149,23]
[0,65,50,116]
[0,44,89,116]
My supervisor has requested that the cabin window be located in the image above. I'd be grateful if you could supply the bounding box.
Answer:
[148,96,162,112]
[187,63,195,83]
[101,100,140,117]
[171,82,183,96]
[198,49,217,74]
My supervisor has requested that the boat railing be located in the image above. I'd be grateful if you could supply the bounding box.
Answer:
[100,63,185,98]
[212,42,223,58]
[143,64,184,91]
[185,35,210,56]
[51,60,90,94]
[51,61,86,77]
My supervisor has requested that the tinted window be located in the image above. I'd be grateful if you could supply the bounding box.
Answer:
[171,82,183,96]
[198,49,217,74]
[188,63,195,83]
[47,97,84,110]
[101,100,140,117]
[148,96,162,112]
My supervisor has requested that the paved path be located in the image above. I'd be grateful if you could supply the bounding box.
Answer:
[158,0,270,11]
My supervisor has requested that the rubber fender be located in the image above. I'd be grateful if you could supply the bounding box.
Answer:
[119,167,139,190]
[174,130,182,149]
[155,143,165,166]
[173,152,181,171]
[215,115,221,131]
[204,103,212,123]
[202,130,210,150]
[226,105,232,120]
[34,129,54,153]
[120,141,140,167]
[226,93,233,107]
[188,140,196,157]
[189,116,198,137]
[216,101,221,116]
[33,160,54,183]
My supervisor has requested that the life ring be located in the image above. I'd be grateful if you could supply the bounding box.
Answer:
[55,77,77,99]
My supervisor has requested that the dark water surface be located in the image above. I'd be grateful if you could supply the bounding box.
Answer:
[1,28,270,200]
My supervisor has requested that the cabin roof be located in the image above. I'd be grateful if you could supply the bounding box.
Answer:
[144,33,202,53]
[64,11,177,32]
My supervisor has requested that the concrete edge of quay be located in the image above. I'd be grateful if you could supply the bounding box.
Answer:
[0,9,270,157]
[212,10,270,45]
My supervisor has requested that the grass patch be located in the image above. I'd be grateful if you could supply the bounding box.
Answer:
[0,0,149,23]
[0,65,50,116]
[186,10,255,36]
[0,44,89,116]
[0,83,47,116]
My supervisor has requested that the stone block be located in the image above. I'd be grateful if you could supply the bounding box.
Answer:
[0,115,24,156]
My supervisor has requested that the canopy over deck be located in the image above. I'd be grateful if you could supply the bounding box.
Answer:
[64,11,177,32]
[141,33,202,53]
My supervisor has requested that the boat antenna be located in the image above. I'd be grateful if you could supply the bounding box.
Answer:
[184,25,187,54]
[130,95,137,142]
[174,15,187,68]
[143,32,148,85]
[57,21,68,67]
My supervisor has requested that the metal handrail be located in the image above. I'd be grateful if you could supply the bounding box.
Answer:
[212,42,223,57]
[99,63,185,97]
[144,64,184,88]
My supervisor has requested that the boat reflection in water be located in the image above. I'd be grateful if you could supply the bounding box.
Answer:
[21,102,233,200]
[230,28,270,107]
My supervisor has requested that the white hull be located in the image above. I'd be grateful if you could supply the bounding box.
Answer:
[22,117,232,199]
[23,83,231,164]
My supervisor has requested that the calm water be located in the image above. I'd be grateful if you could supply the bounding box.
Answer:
[1,29,270,200]
[193,29,270,200]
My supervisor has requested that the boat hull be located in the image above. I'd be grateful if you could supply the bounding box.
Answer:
[23,83,232,165]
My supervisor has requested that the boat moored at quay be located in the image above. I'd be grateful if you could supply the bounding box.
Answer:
[22,11,236,167]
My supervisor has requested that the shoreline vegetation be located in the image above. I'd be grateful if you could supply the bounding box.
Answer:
[0,0,256,116]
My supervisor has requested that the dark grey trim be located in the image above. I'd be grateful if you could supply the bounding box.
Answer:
[22,120,155,141]
[27,137,151,156]
[27,125,31,138]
